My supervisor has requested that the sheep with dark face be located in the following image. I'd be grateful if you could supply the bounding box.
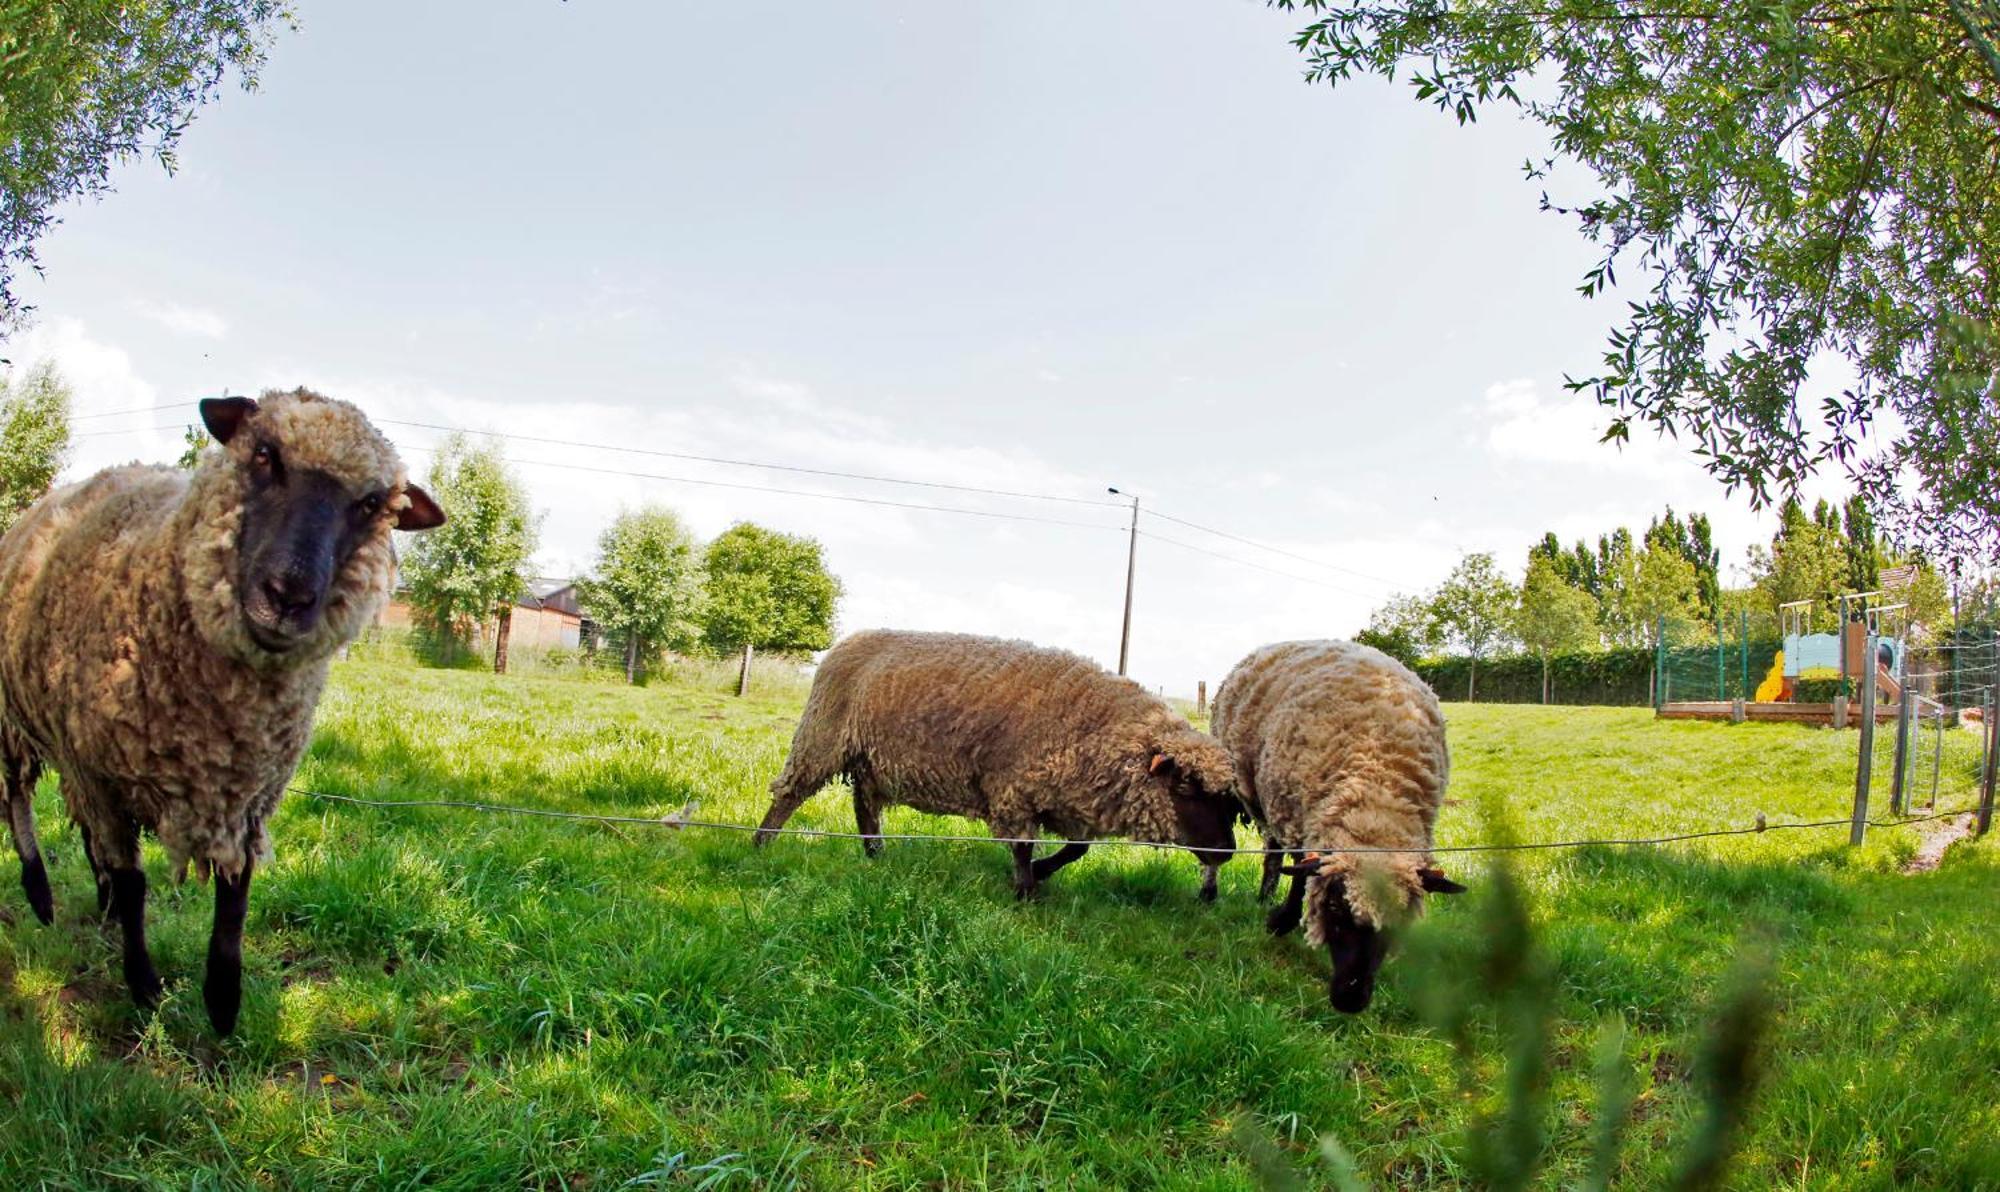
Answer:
[755,630,1243,900]
[1211,639,1466,1012]
[0,389,444,1034]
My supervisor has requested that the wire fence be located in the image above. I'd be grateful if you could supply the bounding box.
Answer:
[289,786,1984,858]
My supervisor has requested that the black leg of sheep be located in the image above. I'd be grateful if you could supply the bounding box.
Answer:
[851,780,884,858]
[1031,841,1089,883]
[1266,853,1309,937]
[4,792,53,927]
[204,859,253,1036]
[107,866,163,1009]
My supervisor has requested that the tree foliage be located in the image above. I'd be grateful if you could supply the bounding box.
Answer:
[1431,552,1520,697]
[0,1,293,335]
[0,359,69,531]
[700,522,841,655]
[402,434,538,648]
[1275,0,2000,563]
[1518,554,1601,659]
[1355,591,1443,665]
[577,506,707,661]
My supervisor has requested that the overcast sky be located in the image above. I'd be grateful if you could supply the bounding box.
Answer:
[8,0,1847,693]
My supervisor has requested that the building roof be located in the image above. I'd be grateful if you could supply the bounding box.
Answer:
[518,577,582,617]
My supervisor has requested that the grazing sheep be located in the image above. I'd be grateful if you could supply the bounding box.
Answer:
[754,629,1243,900]
[0,390,444,1033]
[1210,639,1465,1012]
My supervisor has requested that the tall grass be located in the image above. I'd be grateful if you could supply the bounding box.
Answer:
[0,664,1994,1187]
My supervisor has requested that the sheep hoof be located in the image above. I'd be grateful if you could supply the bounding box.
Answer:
[20,857,53,925]
[204,978,241,1037]
[126,967,163,1011]
[1265,905,1302,937]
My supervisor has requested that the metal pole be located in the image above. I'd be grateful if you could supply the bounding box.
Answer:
[1890,683,1913,816]
[1979,682,1998,839]
[1716,618,1725,700]
[1930,702,1945,810]
[1110,488,1139,676]
[1740,608,1750,701]
[1655,615,1667,709]
[1851,631,1878,846]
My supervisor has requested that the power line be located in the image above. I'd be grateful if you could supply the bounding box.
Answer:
[1142,506,1405,589]
[1137,529,1382,598]
[291,785,1983,856]
[377,417,1123,509]
[72,422,193,440]
[71,401,199,422]
[396,445,1128,532]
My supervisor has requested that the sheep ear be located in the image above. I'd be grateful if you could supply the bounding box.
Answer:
[395,484,447,531]
[1148,752,1176,777]
[199,396,259,444]
[1419,867,1467,895]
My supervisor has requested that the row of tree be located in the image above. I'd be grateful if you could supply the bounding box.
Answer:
[397,435,841,683]
[1359,502,1955,701]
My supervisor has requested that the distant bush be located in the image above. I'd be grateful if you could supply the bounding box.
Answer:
[1792,677,1851,703]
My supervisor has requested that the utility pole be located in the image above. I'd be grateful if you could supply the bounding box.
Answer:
[1110,487,1139,676]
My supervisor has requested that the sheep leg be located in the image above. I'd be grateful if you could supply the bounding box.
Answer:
[78,825,110,914]
[108,864,163,1009]
[1265,853,1309,937]
[755,757,839,848]
[1258,849,1283,903]
[1031,842,1089,883]
[1199,863,1220,905]
[1010,841,1040,900]
[203,858,253,1036]
[4,779,53,926]
[851,776,884,858]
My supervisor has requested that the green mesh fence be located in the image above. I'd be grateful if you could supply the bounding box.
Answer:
[1656,612,1783,706]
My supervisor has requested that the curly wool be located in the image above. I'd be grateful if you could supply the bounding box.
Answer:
[0,389,414,880]
[772,630,1238,845]
[1211,639,1450,939]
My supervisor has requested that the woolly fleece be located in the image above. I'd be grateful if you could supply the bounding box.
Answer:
[1211,639,1450,940]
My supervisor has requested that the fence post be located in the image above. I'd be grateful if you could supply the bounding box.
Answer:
[1655,616,1667,710]
[1979,683,1998,839]
[1890,686,1914,816]
[1716,619,1725,700]
[1850,631,1878,846]
[1197,680,1207,717]
[737,642,754,698]
[1740,608,1750,701]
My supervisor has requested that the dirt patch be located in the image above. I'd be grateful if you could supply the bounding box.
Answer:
[1902,814,1976,875]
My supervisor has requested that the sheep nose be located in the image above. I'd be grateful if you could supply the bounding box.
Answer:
[262,572,320,618]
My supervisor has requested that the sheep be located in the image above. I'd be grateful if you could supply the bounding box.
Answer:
[754,629,1244,900]
[0,389,445,1034]
[1210,639,1466,1012]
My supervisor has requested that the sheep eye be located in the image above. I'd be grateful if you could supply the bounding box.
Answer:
[356,493,384,518]
[252,444,276,469]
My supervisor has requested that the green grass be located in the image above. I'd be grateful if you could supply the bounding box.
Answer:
[1,662,1995,1188]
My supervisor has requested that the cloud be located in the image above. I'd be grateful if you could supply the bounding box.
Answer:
[1477,377,1686,476]
[135,301,228,339]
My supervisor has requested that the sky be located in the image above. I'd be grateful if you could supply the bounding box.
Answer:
[6,0,1849,694]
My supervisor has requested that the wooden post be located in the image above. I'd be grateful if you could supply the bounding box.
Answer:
[1979,684,1998,839]
[1890,688,1914,816]
[1930,703,1946,809]
[624,635,639,685]
[737,642,754,698]
[1850,632,1878,845]
[1731,699,1745,725]
[1196,680,1207,717]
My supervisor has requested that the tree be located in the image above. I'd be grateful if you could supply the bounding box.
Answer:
[1274,1,2000,564]
[701,523,841,694]
[1751,497,1850,618]
[1516,554,1601,703]
[401,435,537,670]
[1622,546,1709,647]
[0,360,70,531]
[1356,591,1442,667]
[577,506,706,683]
[176,423,206,469]
[1842,495,1882,592]
[1,2,293,335]
[1429,552,1518,700]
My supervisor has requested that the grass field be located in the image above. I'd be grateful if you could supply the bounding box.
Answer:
[1,661,1996,1189]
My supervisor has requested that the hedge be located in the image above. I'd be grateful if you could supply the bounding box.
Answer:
[1413,639,1781,707]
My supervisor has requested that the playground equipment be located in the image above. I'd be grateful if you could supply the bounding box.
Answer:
[1663,592,1916,726]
